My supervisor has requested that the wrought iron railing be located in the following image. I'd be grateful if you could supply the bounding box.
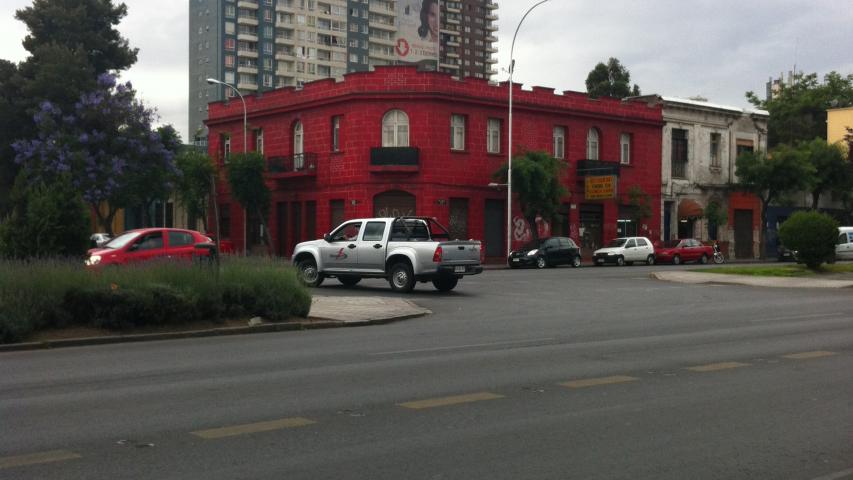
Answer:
[268,153,317,173]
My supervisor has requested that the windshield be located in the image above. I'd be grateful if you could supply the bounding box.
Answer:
[103,231,140,249]
[661,240,682,248]
[606,238,627,248]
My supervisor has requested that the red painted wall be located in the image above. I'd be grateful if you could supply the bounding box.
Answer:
[207,66,664,259]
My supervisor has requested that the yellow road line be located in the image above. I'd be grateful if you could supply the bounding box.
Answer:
[398,392,504,410]
[191,417,316,439]
[0,450,81,469]
[783,351,837,360]
[559,375,639,389]
[686,362,750,372]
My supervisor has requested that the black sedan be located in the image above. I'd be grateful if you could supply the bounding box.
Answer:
[508,237,582,269]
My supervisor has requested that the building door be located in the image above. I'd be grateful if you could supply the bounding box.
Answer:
[330,199,345,231]
[734,209,753,259]
[276,202,288,256]
[305,201,316,241]
[663,201,673,241]
[484,199,504,257]
[579,204,603,255]
[373,190,416,217]
[448,198,469,240]
[290,202,302,254]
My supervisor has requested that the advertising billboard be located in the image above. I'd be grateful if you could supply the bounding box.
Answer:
[395,0,440,64]
[585,175,617,200]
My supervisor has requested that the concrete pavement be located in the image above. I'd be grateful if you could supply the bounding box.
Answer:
[651,270,853,288]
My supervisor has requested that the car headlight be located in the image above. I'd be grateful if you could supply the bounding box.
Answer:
[607,251,615,255]
[526,249,538,256]
[85,255,101,266]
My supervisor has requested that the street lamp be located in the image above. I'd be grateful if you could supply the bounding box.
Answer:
[208,77,248,255]
[506,0,550,257]
[206,78,247,153]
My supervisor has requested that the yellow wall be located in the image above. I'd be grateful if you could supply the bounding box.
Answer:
[827,107,853,145]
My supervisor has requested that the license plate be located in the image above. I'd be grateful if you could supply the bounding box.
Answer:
[454,266,466,273]
[512,258,519,262]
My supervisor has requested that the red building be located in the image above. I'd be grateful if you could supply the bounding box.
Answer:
[206,66,663,260]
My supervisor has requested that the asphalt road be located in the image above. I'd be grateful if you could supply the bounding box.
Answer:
[2,263,853,479]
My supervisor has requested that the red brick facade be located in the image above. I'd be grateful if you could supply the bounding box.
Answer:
[207,66,664,260]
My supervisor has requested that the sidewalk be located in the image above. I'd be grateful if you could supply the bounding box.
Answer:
[650,271,853,289]
[0,296,431,353]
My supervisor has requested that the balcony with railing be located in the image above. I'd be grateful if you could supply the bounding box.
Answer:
[369,147,419,173]
[268,153,318,178]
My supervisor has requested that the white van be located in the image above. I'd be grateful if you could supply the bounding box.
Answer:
[837,227,853,261]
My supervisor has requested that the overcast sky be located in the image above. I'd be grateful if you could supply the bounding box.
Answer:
[1,1,851,143]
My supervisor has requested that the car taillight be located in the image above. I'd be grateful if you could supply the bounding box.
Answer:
[432,245,443,263]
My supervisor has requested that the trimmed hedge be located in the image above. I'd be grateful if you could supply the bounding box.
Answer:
[778,211,839,269]
[0,257,311,343]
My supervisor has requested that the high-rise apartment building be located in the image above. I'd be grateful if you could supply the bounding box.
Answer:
[189,0,498,143]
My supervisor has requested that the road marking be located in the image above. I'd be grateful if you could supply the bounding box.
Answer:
[750,312,846,323]
[191,417,316,439]
[0,450,81,469]
[686,362,750,372]
[398,392,504,410]
[371,338,555,356]
[559,375,639,389]
[809,466,853,480]
[782,351,837,360]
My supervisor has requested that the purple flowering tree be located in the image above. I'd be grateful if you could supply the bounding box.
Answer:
[13,74,177,235]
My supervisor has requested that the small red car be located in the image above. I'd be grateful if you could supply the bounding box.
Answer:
[654,238,715,265]
[85,228,215,267]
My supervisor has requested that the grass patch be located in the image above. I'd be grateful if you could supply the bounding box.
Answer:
[694,263,853,277]
[0,256,311,344]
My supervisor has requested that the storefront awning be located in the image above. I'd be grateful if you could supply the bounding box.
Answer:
[678,199,703,218]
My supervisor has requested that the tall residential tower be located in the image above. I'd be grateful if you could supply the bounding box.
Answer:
[189,0,499,144]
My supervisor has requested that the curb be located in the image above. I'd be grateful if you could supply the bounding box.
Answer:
[649,271,853,289]
[0,312,430,353]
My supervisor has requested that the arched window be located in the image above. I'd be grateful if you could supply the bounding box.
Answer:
[586,128,600,160]
[293,121,304,169]
[382,110,409,147]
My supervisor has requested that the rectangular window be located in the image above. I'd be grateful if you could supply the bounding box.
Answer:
[255,128,264,153]
[331,116,341,152]
[224,38,236,51]
[710,132,721,167]
[487,118,501,154]
[224,55,235,68]
[620,133,631,165]
[450,114,466,151]
[222,134,231,162]
[671,128,688,178]
[553,126,565,159]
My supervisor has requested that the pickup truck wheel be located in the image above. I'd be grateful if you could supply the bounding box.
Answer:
[338,276,361,287]
[389,262,415,293]
[297,258,323,287]
[432,275,458,292]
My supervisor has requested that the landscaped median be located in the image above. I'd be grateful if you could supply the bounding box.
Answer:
[0,257,312,344]
[693,263,853,277]
[651,263,853,289]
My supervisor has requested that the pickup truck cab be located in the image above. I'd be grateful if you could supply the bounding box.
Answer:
[292,217,483,292]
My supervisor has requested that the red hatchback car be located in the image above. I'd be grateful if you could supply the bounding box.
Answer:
[85,228,214,267]
[654,238,715,265]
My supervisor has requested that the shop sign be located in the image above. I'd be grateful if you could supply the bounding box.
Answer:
[585,175,617,200]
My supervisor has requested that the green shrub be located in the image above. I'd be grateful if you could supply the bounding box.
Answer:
[778,210,839,269]
[0,257,311,342]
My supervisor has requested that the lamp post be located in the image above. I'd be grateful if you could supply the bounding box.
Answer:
[207,78,247,153]
[208,77,248,255]
[506,0,550,257]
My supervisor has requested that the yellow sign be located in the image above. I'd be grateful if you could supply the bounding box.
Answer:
[585,175,617,200]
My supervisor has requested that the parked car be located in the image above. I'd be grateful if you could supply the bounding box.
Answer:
[776,243,798,262]
[84,228,214,267]
[508,236,582,269]
[292,217,483,292]
[89,233,111,248]
[654,238,715,265]
[836,227,853,261]
[593,237,655,266]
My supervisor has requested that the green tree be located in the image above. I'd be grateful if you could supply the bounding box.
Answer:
[0,174,90,258]
[746,72,853,147]
[585,57,641,99]
[778,210,839,269]
[799,138,851,209]
[626,186,653,224]
[0,60,27,215]
[226,153,273,254]
[493,150,567,243]
[703,200,728,240]
[735,147,815,259]
[174,148,215,232]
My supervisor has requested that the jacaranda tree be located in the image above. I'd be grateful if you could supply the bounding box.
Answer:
[13,73,177,235]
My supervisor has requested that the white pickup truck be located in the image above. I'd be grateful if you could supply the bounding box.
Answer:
[292,217,483,292]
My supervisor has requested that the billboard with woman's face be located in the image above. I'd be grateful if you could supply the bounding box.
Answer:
[395,0,439,64]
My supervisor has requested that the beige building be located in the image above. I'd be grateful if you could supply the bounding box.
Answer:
[827,106,853,147]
